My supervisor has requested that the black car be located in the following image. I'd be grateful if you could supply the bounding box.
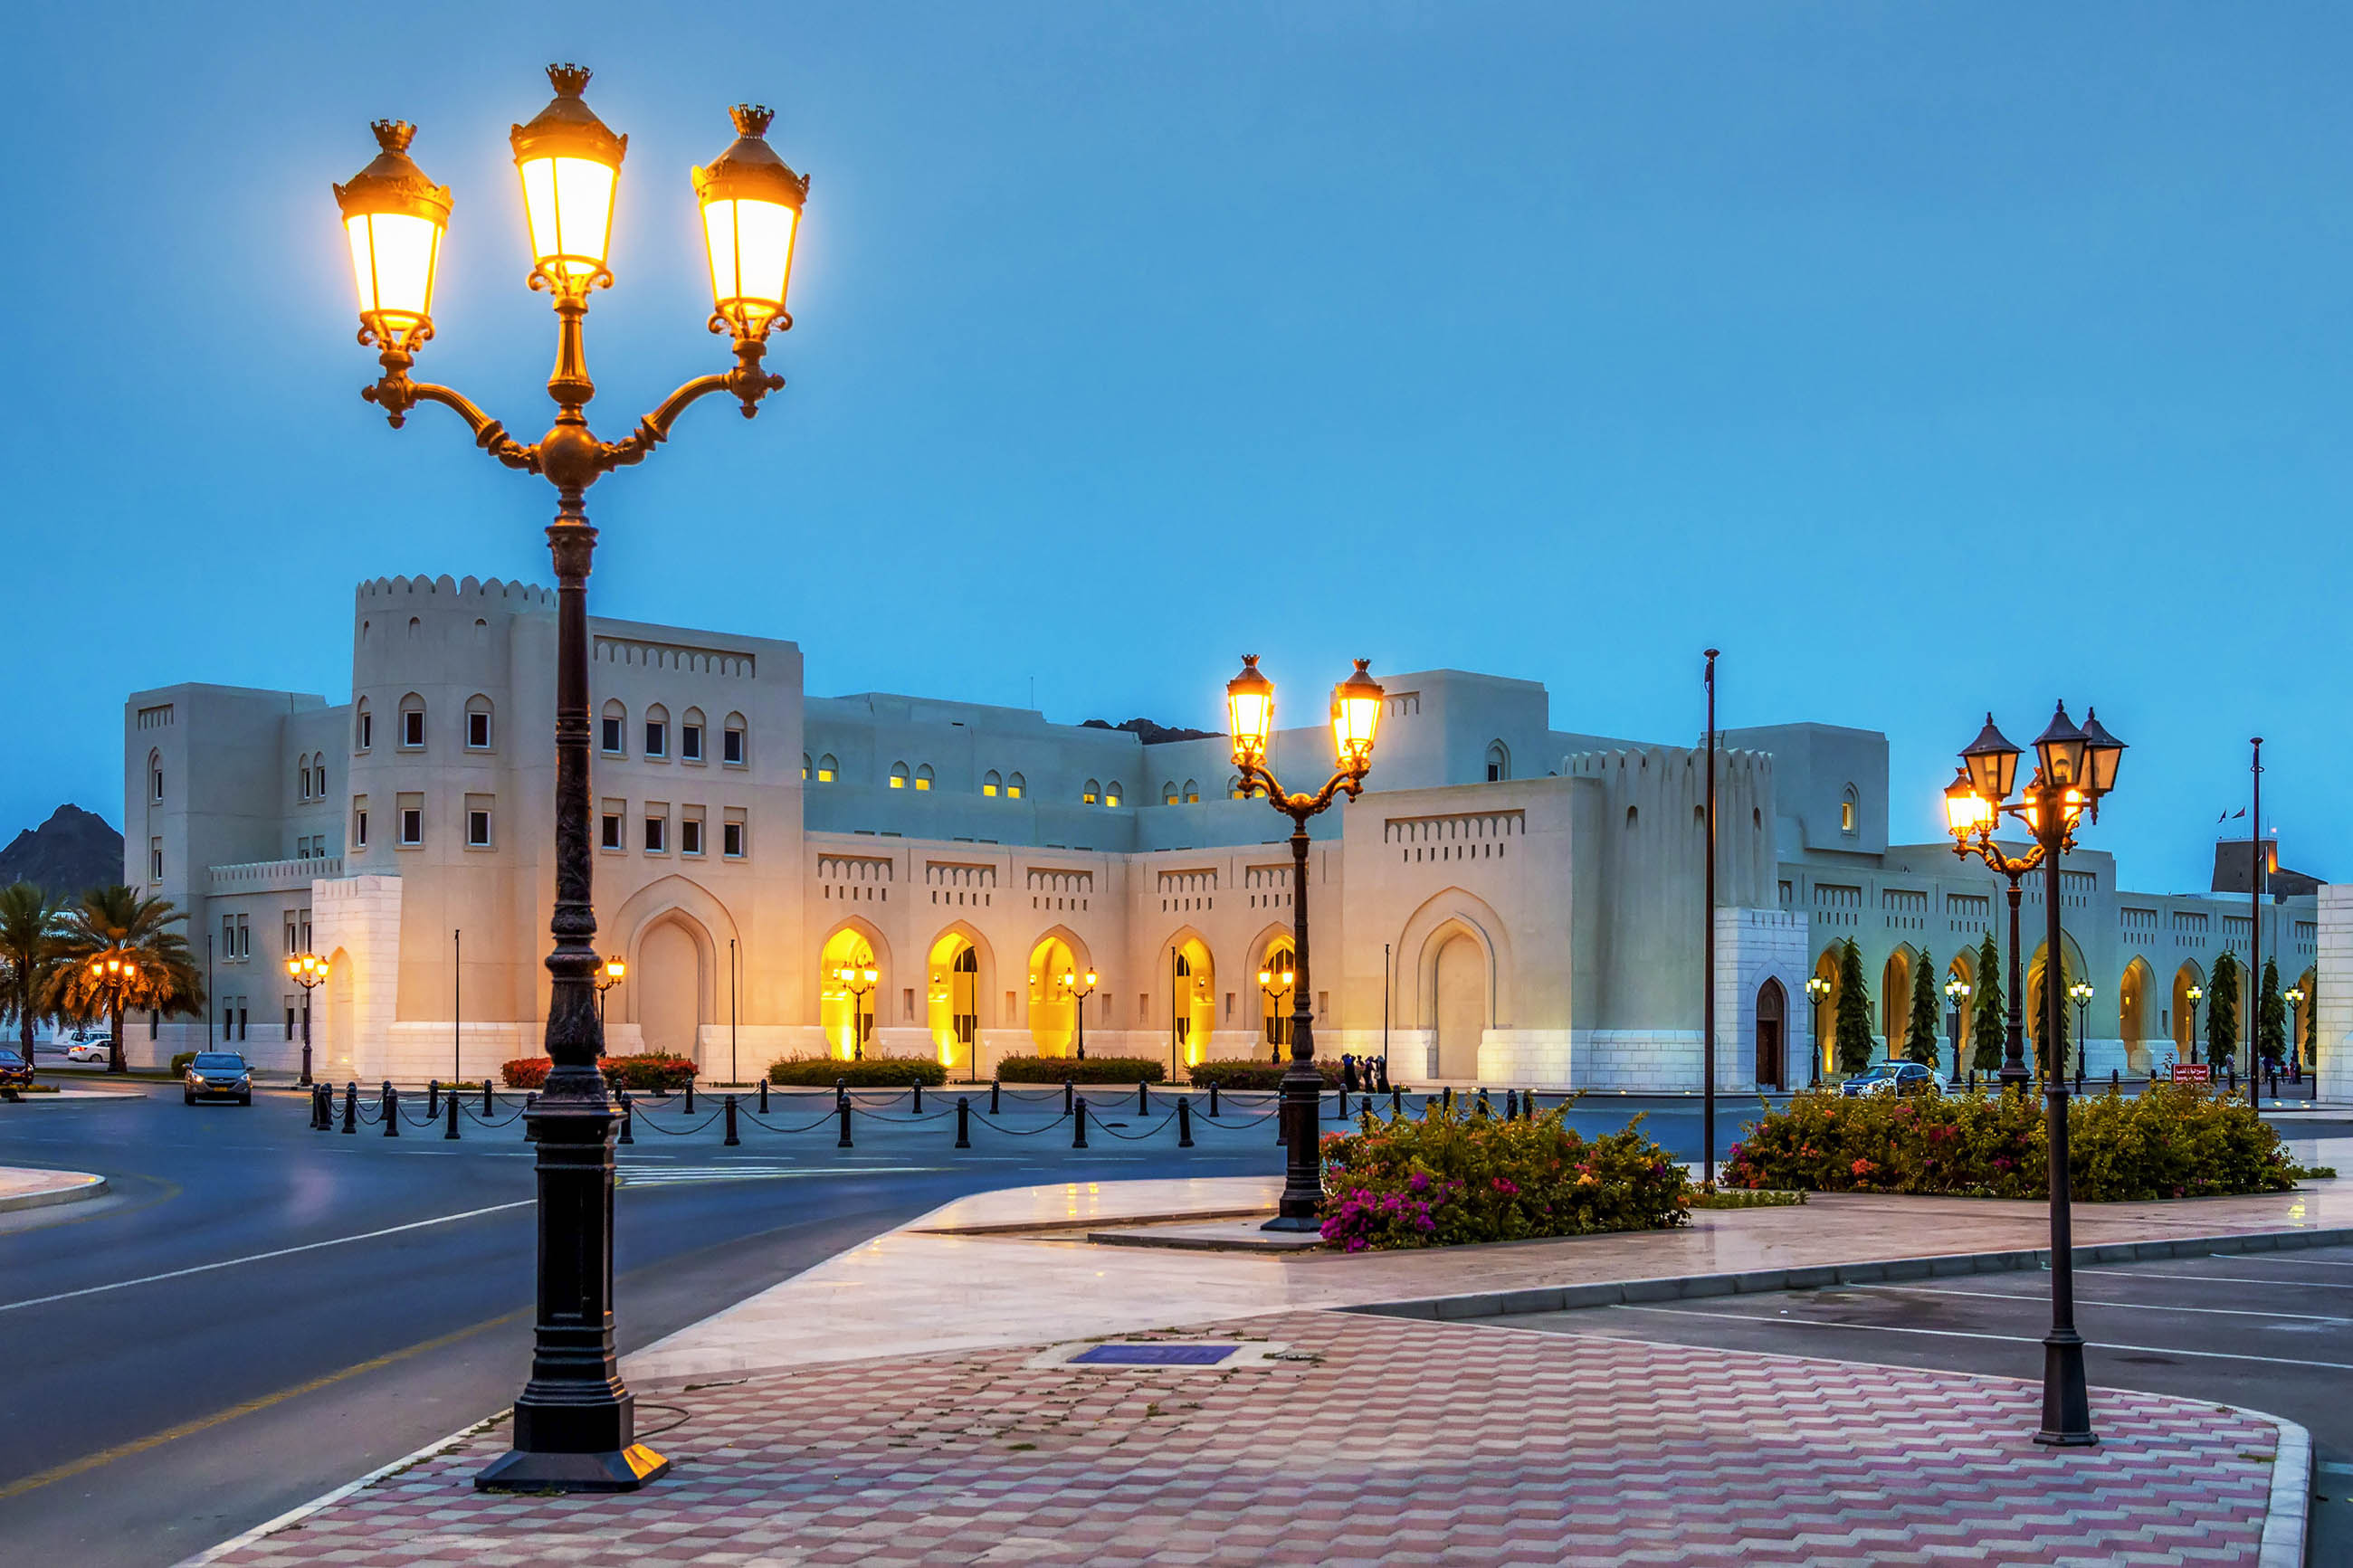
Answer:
[185,1051,253,1106]
[0,1050,31,1102]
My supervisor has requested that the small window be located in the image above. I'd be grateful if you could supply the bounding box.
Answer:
[722,818,746,858]
[1006,772,1024,800]
[1105,782,1122,807]
[601,699,626,756]
[1840,787,1860,835]
[643,811,667,853]
[915,765,933,792]
[354,804,369,848]
[1184,779,1199,803]
[802,754,812,780]
[399,698,425,749]
[152,766,165,803]
[890,762,909,790]
[983,770,1002,798]
[681,723,703,762]
[149,838,163,881]
[1485,740,1510,784]
[466,697,493,750]
[817,754,837,783]
[400,807,423,845]
[600,811,623,851]
[356,705,373,752]
[1082,779,1100,805]
[467,808,492,848]
[1164,782,1178,805]
[723,721,746,765]
[681,817,704,855]
[644,705,669,758]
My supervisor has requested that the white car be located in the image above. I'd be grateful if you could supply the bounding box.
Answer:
[63,1041,109,1062]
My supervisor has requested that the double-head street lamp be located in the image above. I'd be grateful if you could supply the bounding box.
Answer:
[333,64,808,1493]
[2069,980,2095,1079]
[1259,964,1298,1065]
[285,953,329,1085]
[1944,975,1971,1079]
[2286,985,2307,1079]
[1057,969,1099,1060]
[1225,656,1383,1231]
[1805,974,1832,1088]
[1944,701,2126,1449]
[834,962,878,1060]
[593,955,626,1026]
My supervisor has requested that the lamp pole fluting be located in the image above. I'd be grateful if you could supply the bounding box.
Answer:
[1701,649,1718,1192]
[330,64,809,1494]
[1226,656,1384,1231]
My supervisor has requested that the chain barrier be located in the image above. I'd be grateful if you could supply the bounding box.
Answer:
[628,1107,729,1136]
[1087,1109,1181,1142]
[1190,1106,1282,1131]
[966,1107,1076,1137]
[846,1104,959,1126]
[737,1105,846,1136]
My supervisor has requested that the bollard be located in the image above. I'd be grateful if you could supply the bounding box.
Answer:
[428,1079,441,1118]
[619,1090,634,1145]
[1392,1087,1403,1117]
[1072,1097,1089,1149]
[990,1077,1002,1116]
[445,1091,460,1140]
[685,1079,696,1115]
[1505,1088,1519,1120]
[2111,1067,2120,1093]
[836,1078,848,1109]
[1176,1096,1194,1148]
[1138,1081,1149,1116]
[1968,1069,1977,1092]
[483,1078,494,1116]
[525,1091,540,1143]
[2269,1066,2279,1098]
[912,1081,923,1114]
[1477,1087,1491,1118]
[342,1081,357,1134]
[955,1096,971,1149]
[309,1084,322,1130]
[724,1094,739,1146]
[1063,1079,1074,1116]
[1443,1087,1454,1117]
[382,1081,399,1137]
[758,1078,769,1113]
[1208,1082,1221,1117]
[838,1097,853,1149]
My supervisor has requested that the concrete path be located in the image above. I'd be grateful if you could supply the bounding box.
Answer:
[0,1164,110,1212]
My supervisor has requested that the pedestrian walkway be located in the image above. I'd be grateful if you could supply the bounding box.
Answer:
[0,1165,108,1213]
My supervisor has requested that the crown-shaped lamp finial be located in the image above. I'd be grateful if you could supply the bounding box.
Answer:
[369,119,417,154]
[546,62,593,98]
[729,104,775,138]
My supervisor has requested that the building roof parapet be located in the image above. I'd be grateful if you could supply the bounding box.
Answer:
[357,574,552,605]
[208,856,344,894]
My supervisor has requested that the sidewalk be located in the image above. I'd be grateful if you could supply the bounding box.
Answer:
[0,1164,109,1212]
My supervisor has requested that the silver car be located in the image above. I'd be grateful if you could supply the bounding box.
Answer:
[1840,1060,1944,1098]
[185,1051,253,1106]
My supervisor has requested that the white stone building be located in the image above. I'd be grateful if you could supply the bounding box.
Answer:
[122,574,2320,1088]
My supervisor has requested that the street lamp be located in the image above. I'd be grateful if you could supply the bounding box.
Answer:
[1944,976,1971,1083]
[594,955,626,1028]
[1058,969,1100,1060]
[86,953,140,1075]
[2186,984,2205,1070]
[285,954,329,1086]
[332,63,807,1495]
[1258,965,1298,1065]
[1805,974,1831,1089]
[834,963,877,1060]
[1226,655,1382,1231]
[1944,700,2126,1449]
[2286,985,2307,1081]
[2069,981,2094,1082]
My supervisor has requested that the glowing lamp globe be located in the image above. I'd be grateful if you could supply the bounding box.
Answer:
[333,120,450,347]
[1329,659,1384,773]
[1225,655,1274,768]
[692,105,809,337]
[1942,770,1986,841]
[510,64,627,287]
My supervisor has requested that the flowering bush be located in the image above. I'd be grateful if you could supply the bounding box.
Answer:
[498,1054,700,1092]
[1318,1101,1691,1251]
[500,1056,551,1089]
[1185,1058,1346,1091]
[1721,1083,2324,1201]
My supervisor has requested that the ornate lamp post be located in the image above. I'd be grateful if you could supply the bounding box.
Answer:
[834,963,877,1060]
[1944,701,2125,1449]
[1226,656,1382,1231]
[1057,969,1099,1060]
[2069,980,2094,1081]
[593,955,625,1028]
[285,954,329,1085]
[2185,984,2205,1071]
[1805,974,1831,1088]
[331,64,808,1494]
[2286,985,2306,1081]
[1258,965,1298,1065]
[1944,975,1971,1083]
[86,953,140,1074]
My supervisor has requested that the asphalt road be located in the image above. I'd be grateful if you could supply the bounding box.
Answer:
[1498,1243,2353,1563]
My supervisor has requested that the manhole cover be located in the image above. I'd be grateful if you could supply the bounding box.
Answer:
[1071,1343,1240,1366]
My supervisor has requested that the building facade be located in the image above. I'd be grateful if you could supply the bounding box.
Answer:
[122,574,2321,1088]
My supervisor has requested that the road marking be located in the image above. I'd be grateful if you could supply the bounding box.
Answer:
[1862,1282,2353,1325]
[0,1308,520,1502]
[0,1200,535,1314]
[2210,1252,2353,1269]
[1610,1304,2353,1372]
[617,1164,939,1186]
[2078,1266,2353,1292]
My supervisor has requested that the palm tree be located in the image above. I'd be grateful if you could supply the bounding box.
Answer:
[48,886,204,1073]
[0,882,64,1063]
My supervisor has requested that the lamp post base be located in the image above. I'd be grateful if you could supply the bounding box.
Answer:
[474,1440,669,1492]
[2032,1331,2098,1447]
[1259,1213,1321,1232]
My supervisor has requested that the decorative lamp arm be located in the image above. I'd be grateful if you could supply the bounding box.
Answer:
[363,348,536,470]
[604,337,784,470]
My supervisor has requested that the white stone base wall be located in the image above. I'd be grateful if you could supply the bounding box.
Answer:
[312,875,403,1085]
[1478,1030,1572,1086]
[378,1022,539,1087]
[1714,908,1810,1093]
[1573,1030,1705,1091]
[2319,886,2353,1103]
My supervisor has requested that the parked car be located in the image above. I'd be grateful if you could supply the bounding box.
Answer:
[1840,1060,1944,1098]
[0,1050,32,1101]
[63,1041,110,1063]
[184,1051,253,1107]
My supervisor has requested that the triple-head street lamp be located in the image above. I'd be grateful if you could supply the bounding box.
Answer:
[1943,701,2126,1449]
[1057,969,1100,1060]
[1259,964,1298,1065]
[2286,985,2307,1079]
[85,953,139,1075]
[332,63,808,1494]
[834,962,878,1060]
[285,953,329,1086]
[1225,655,1384,1231]
[1805,974,1832,1088]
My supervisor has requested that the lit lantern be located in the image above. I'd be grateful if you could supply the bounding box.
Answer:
[1942,769,1987,841]
[604,955,627,985]
[1329,659,1385,774]
[1226,656,1274,768]
[693,105,810,337]
[334,119,452,347]
[510,63,627,288]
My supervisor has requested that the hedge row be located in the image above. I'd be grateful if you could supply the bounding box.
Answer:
[1184,1058,1346,1091]
[498,1053,700,1092]
[994,1055,1167,1084]
[767,1055,947,1088]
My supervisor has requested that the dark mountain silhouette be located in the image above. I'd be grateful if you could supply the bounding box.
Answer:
[0,805,124,902]
[1080,717,1221,745]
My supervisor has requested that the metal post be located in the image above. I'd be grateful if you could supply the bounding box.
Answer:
[342,1081,356,1134]
[2035,816,2093,1446]
[483,1079,494,1115]
[684,1079,695,1115]
[300,991,313,1087]
[382,1081,399,1137]
[1702,648,1718,1191]
[911,1079,923,1113]
[452,927,462,1088]
[2250,737,2263,1111]
[1176,1095,1194,1146]
[446,1091,461,1140]
[618,1091,633,1145]
[955,1096,970,1149]
[430,1079,442,1118]
[1267,818,1321,1231]
[1063,1079,1073,1116]
[1382,939,1390,1078]
[2002,880,2028,1091]
[990,1078,1001,1115]
[723,1095,738,1146]
[758,1079,768,1113]
[729,937,738,1088]
[1208,1081,1221,1117]
[1138,1080,1148,1116]
[1072,1096,1089,1148]
[836,1096,853,1148]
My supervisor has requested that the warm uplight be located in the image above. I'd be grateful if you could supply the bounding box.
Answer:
[604,955,627,984]
[1329,659,1384,773]
[510,64,626,287]
[1258,969,1272,986]
[693,105,809,336]
[334,120,451,347]
[2188,984,2205,1003]
[1806,977,1832,1001]
[1226,655,1274,767]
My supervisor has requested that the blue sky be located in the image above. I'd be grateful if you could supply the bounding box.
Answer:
[3,4,2344,892]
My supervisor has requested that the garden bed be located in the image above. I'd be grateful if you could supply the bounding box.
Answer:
[995,1055,1166,1085]
[1185,1058,1345,1091]
[768,1055,947,1088]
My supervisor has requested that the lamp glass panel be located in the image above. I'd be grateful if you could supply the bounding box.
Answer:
[702,196,796,326]
[1227,689,1273,755]
[1330,690,1381,764]
[346,212,441,328]
[520,155,617,277]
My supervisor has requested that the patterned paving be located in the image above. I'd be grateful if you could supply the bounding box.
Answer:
[204,1311,2282,1565]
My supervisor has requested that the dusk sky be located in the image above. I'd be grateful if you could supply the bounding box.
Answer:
[4,4,2346,894]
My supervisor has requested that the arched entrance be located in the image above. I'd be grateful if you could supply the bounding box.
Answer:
[2119,957,2153,1074]
[1257,936,1296,1062]
[1755,977,1786,1090]
[1881,946,1915,1059]
[1028,935,1079,1056]
[2027,934,2087,1078]
[2170,960,2205,1058]
[1434,933,1486,1079]
[928,930,984,1075]
[1812,947,1842,1079]
[324,946,355,1079]
[1170,936,1214,1069]
[820,927,879,1060]
[637,917,705,1060]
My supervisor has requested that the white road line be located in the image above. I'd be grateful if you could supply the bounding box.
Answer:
[2210,1252,2353,1269]
[1860,1283,2353,1326]
[2077,1266,2353,1291]
[0,1200,536,1315]
[1611,1304,2353,1372]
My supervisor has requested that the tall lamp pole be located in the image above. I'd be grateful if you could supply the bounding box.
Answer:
[286,954,327,1086]
[1701,649,1719,1192]
[1944,976,1971,1083]
[2069,981,2094,1082]
[1805,974,1831,1088]
[2186,984,2204,1071]
[1226,656,1384,1231]
[1258,965,1297,1064]
[2249,737,2263,1110]
[2286,985,2307,1082]
[1059,969,1099,1060]
[1944,701,2127,1448]
[330,64,809,1493]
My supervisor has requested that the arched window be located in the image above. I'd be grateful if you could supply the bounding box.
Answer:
[643,703,670,759]
[1104,781,1123,807]
[1230,775,1245,799]
[722,712,747,765]
[681,706,706,763]
[465,694,494,751]
[355,700,372,753]
[802,753,812,780]
[1485,740,1510,783]
[1081,779,1100,805]
[1006,772,1025,800]
[601,699,627,756]
[1840,784,1860,836]
[149,753,164,803]
[816,754,837,783]
[914,764,934,792]
[889,762,910,789]
[398,693,425,749]
[1163,782,1179,806]
[983,770,1003,797]
[1183,778,1198,803]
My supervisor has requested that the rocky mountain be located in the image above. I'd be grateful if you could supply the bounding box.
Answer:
[1081,717,1222,746]
[0,805,123,902]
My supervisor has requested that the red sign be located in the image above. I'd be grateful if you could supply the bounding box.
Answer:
[2169,1063,2213,1085]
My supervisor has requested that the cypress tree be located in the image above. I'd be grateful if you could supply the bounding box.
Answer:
[2037,953,2069,1081]
[2207,951,2240,1070]
[1970,931,2005,1072]
[2258,955,2287,1069]
[2306,978,2319,1070]
[1834,937,1874,1075]
[1905,948,1941,1069]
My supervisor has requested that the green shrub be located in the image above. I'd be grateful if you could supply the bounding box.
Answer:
[1722,1083,2322,1200]
[170,1051,197,1075]
[600,1052,699,1093]
[768,1055,947,1088]
[994,1055,1167,1084]
[1318,1102,1691,1251]
[1690,1188,1806,1209]
[1185,1057,1348,1091]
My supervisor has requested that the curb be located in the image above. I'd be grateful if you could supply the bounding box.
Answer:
[1343,1223,2353,1322]
[0,1174,109,1214]
[2249,1406,2311,1568]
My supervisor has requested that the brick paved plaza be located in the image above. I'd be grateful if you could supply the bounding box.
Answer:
[203,1309,2289,1566]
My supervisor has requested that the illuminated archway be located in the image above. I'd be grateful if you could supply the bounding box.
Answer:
[1168,934,1215,1068]
[2170,960,2205,1057]
[1881,946,1917,1058]
[1812,946,1843,1077]
[1027,934,1079,1055]
[2026,932,2088,1074]
[819,926,880,1060]
[928,926,989,1074]
[2119,956,2154,1074]
[1255,932,1297,1060]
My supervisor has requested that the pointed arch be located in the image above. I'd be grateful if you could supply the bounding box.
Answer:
[1152,924,1218,1069]
[1881,943,1919,1057]
[818,917,889,1059]
[2119,955,2155,1074]
[1396,889,1515,1040]
[1025,925,1095,1056]
[927,920,996,1073]
[2170,958,2207,1056]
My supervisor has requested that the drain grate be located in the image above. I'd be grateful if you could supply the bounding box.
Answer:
[1070,1343,1239,1366]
